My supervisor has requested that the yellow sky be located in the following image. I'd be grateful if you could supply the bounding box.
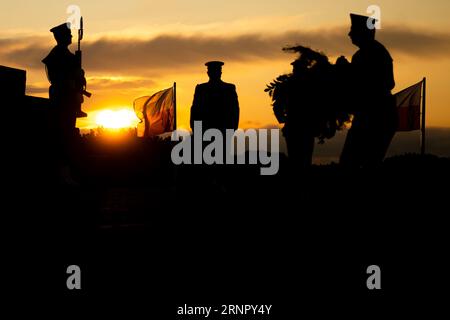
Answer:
[1,0,450,129]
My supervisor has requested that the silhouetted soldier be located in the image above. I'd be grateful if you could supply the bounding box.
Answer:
[271,46,336,170]
[190,61,239,133]
[42,22,86,184]
[339,14,398,168]
[275,57,315,169]
[190,61,239,191]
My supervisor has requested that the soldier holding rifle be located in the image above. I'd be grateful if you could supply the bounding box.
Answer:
[42,18,91,184]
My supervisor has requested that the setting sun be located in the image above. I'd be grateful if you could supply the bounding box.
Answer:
[95,109,140,129]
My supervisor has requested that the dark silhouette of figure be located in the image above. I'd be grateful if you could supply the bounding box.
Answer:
[190,61,240,192]
[339,14,398,168]
[42,22,86,184]
[190,61,239,132]
[268,46,339,170]
[276,56,316,169]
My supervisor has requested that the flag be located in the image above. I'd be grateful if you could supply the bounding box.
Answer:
[394,80,423,131]
[134,86,175,137]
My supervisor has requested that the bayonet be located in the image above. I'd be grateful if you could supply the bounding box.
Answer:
[76,16,91,98]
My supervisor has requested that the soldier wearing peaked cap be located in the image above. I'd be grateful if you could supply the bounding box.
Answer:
[190,61,240,190]
[42,22,87,185]
[190,61,240,132]
[339,13,398,168]
[43,22,87,120]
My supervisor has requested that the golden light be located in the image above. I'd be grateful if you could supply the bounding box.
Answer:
[95,109,140,129]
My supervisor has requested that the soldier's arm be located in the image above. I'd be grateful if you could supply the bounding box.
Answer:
[385,59,395,92]
[190,85,200,130]
[45,65,55,84]
[231,85,240,130]
[273,102,287,124]
[272,84,288,123]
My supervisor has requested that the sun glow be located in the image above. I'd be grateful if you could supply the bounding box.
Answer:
[95,109,140,129]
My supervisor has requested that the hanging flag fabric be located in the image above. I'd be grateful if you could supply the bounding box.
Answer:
[394,80,423,131]
[134,86,175,137]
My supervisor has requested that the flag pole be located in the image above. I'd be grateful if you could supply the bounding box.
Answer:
[172,82,178,195]
[173,82,177,131]
[421,77,426,156]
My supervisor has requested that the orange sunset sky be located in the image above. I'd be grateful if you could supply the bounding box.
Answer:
[1,0,450,130]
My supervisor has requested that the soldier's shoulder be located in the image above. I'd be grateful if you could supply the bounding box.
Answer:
[194,83,208,94]
[373,40,389,51]
[351,48,362,61]
[222,81,236,90]
[373,40,393,60]
[42,46,59,64]
[42,46,75,64]
[49,46,60,54]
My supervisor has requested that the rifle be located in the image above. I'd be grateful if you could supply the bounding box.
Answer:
[75,16,92,99]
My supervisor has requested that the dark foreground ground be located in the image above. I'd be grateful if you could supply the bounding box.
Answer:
[4,135,450,316]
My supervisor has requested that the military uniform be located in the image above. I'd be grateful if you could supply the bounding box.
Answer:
[42,23,82,165]
[190,61,239,132]
[340,14,398,168]
[43,45,80,129]
[190,61,239,189]
[281,59,316,169]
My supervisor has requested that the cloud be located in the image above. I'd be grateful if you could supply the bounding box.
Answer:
[24,77,156,95]
[26,85,48,95]
[86,77,156,91]
[2,25,450,75]
[0,30,350,73]
[379,26,450,58]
